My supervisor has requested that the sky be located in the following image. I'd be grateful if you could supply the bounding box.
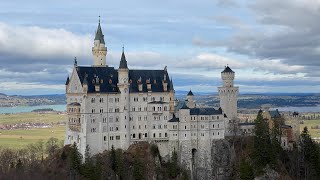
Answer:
[0,0,320,95]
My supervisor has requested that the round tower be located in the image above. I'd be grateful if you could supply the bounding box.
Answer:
[92,18,107,66]
[186,90,195,108]
[218,66,239,136]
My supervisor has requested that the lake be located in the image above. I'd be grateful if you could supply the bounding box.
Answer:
[0,104,319,114]
[272,105,320,113]
[0,104,66,114]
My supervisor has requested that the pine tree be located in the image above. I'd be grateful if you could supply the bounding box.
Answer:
[168,149,178,178]
[253,110,276,173]
[69,142,82,179]
[133,156,144,180]
[110,145,116,172]
[239,159,254,180]
[300,127,320,178]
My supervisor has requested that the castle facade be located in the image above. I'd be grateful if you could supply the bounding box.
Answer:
[64,21,239,175]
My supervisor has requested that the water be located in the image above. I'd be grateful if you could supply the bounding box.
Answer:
[272,105,320,113]
[0,104,66,114]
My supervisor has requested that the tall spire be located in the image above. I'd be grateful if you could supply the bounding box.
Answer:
[94,16,105,44]
[119,46,128,69]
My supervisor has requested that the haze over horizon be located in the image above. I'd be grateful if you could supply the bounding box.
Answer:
[1,0,320,95]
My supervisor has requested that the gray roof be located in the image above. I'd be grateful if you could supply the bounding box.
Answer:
[119,51,128,69]
[222,66,234,73]
[168,114,179,122]
[94,22,105,44]
[148,101,168,104]
[281,124,292,129]
[169,78,174,91]
[68,102,81,106]
[239,122,256,126]
[65,76,70,85]
[181,102,189,109]
[189,107,222,115]
[187,90,194,96]
[74,66,173,93]
[269,109,281,118]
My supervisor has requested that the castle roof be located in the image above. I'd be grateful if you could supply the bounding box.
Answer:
[222,66,234,73]
[181,102,189,109]
[75,66,173,93]
[65,76,70,85]
[187,90,194,96]
[238,122,256,126]
[119,50,128,69]
[168,114,179,122]
[94,21,105,44]
[189,107,222,115]
[269,109,281,118]
[68,102,81,106]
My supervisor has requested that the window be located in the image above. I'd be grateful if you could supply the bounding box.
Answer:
[218,124,219,128]
[110,136,114,140]
[100,98,103,103]
[133,134,136,138]
[143,97,147,102]
[91,98,95,103]
[217,116,219,120]
[153,125,156,129]
[159,133,162,137]
[153,133,156,138]
[145,133,148,137]
[104,136,106,141]
[115,108,120,112]
[165,133,167,137]
[116,117,119,122]
[103,118,107,123]
[116,136,120,140]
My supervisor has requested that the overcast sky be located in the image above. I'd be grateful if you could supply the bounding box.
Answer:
[0,0,319,95]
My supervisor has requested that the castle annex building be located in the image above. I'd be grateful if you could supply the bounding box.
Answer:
[64,21,239,175]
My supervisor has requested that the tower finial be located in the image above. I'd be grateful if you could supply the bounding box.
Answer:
[98,16,101,24]
[74,57,77,67]
[122,45,124,53]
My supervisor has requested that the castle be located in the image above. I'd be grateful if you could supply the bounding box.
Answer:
[64,20,239,175]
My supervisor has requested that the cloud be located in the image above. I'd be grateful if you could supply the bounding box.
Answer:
[0,22,92,66]
[193,0,320,77]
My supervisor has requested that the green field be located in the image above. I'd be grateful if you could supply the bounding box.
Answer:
[0,113,66,149]
[301,119,320,139]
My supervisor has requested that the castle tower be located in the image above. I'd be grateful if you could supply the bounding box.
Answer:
[117,47,130,149]
[218,66,239,135]
[92,18,107,66]
[186,90,195,108]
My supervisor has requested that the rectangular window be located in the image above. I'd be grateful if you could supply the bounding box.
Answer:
[116,136,120,140]
[104,136,106,141]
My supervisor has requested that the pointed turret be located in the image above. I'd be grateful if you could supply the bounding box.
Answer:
[119,47,128,69]
[94,17,105,44]
[65,76,70,85]
[187,90,194,96]
[92,17,107,66]
[186,90,195,108]
[169,78,174,91]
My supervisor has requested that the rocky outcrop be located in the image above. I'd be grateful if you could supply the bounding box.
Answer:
[191,139,235,180]
[255,167,280,180]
